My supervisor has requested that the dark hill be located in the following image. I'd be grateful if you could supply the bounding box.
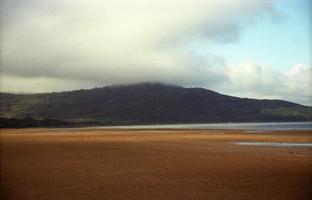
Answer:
[1,82,311,125]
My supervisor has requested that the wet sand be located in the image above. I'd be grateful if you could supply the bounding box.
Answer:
[1,128,312,200]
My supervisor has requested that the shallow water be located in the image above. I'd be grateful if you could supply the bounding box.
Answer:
[97,122,312,131]
[235,142,312,148]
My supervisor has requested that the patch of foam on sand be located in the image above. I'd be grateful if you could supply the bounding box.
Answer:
[235,142,312,148]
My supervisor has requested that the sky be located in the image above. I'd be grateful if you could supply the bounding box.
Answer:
[0,0,311,105]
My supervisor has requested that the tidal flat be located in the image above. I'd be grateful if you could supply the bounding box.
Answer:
[1,128,312,200]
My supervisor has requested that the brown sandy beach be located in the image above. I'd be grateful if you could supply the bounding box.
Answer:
[1,128,312,200]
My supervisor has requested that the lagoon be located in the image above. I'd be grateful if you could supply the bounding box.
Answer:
[97,122,312,131]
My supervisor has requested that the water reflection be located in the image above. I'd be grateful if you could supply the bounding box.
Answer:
[235,142,312,148]
[97,122,312,131]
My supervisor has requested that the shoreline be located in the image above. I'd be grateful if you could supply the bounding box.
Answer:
[1,121,311,130]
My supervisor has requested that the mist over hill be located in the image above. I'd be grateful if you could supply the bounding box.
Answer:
[0,83,311,126]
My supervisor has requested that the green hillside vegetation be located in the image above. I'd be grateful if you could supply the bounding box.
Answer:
[1,83,311,126]
[0,117,69,128]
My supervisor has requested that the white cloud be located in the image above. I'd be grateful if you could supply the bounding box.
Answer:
[213,62,312,105]
[0,75,95,93]
[0,0,276,81]
[1,0,310,105]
